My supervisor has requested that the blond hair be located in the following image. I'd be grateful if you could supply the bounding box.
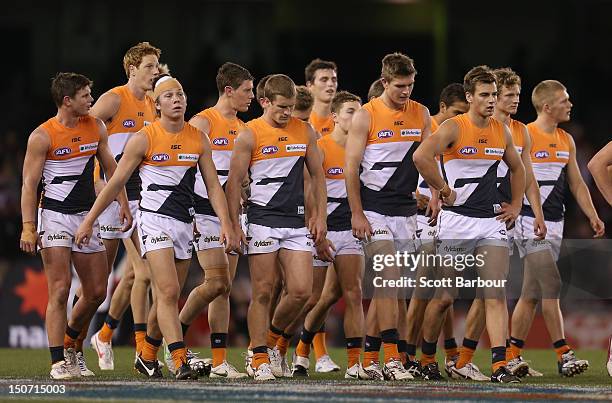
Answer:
[531,80,566,113]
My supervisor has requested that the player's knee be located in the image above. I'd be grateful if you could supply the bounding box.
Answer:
[208,277,230,297]
[49,284,70,306]
[156,283,180,304]
[342,287,362,308]
[288,287,311,306]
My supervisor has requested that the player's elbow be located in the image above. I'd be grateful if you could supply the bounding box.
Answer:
[412,148,429,171]
[586,157,600,175]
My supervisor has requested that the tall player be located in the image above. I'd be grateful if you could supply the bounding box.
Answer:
[508,80,604,377]
[20,72,130,379]
[413,65,525,383]
[306,59,338,136]
[89,42,161,371]
[346,52,432,381]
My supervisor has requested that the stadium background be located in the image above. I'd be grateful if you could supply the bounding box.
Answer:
[0,0,610,351]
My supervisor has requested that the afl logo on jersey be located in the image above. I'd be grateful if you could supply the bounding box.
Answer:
[377,129,394,139]
[327,167,343,175]
[262,145,279,155]
[54,147,72,156]
[122,119,136,128]
[213,138,229,146]
[534,150,549,159]
[152,153,170,162]
[459,146,478,155]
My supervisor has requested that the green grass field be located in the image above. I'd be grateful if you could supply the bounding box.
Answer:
[0,347,610,401]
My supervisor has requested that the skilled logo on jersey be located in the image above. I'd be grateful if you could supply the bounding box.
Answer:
[53,147,72,157]
[152,153,170,162]
[377,129,394,139]
[400,128,421,137]
[178,154,199,162]
[327,167,343,175]
[254,240,273,247]
[556,151,570,159]
[262,145,279,155]
[534,150,549,159]
[123,119,136,128]
[484,147,504,157]
[459,146,478,155]
[286,144,307,152]
[213,138,229,146]
[79,142,98,153]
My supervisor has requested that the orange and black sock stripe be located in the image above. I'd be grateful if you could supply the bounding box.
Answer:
[420,338,437,366]
[363,335,381,365]
[211,333,227,367]
[553,339,571,361]
[491,345,506,372]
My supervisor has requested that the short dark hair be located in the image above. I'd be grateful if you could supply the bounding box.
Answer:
[331,91,361,114]
[51,72,93,108]
[216,62,254,94]
[264,74,296,102]
[439,83,467,106]
[367,78,384,100]
[295,86,314,112]
[381,52,416,82]
[256,74,272,100]
[463,65,496,94]
[305,58,337,84]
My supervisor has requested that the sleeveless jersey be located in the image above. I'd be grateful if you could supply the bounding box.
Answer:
[497,118,526,203]
[105,85,156,200]
[417,116,440,202]
[139,121,202,223]
[360,97,425,217]
[440,114,506,218]
[246,117,309,228]
[309,111,334,136]
[192,107,245,216]
[40,115,100,214]
[521,123,571,221]
[318,135,351,231]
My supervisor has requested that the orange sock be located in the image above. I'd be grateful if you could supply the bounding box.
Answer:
[171,347,187,369]
[554,344,571,361]
[134,331,146,355]
[420,353,436,366]
[63,334,76,350]
[445,347,459,361]
[295,340,311,358]
[508,343,521,360]
[492,360,506,373]
[252,352,269,369]
[363,351,379,365]
[313,332,328,360]
[267,329,282,349]
[383,342,400,363]
[212,348,226,367]
[347,347,361,368]
[141,338,160,362]
[276,336,290,357]
[456,346,475,369]
[98,322,114,344]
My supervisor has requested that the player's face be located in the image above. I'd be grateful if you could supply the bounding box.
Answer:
[68,86,94,116]
[292,107,312,121]
[334,101,361,133]
[497,84,520,115]
[268,95,296,127]
[439,101,468,122]
[230,79,254,113]
[308,69,338,103]
[157,87,186,120]
[467,82,497,117]
[384,74,415,106]
[548,89,572,123]
[133,54,160,91]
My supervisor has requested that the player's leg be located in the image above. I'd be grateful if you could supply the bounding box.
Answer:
[128,229,151,356]
[451,299,489,381]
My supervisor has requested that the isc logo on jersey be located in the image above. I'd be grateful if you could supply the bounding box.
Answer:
[152,153,170,162]
[286,144,307,152]
[262,145,279,155]
[377,129,394,139]
[213,138,229,146]
[54,147,72,156]
[459,146,478,155]
[123,119,136,128]
[327,167,343,175]
[534,150,549,159]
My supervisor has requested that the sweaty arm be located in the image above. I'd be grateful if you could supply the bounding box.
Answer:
[225,128,255,229]
[304,125,327,245]
[587,141,612,206]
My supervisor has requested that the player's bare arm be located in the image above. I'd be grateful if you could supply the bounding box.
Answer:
[498,125,525,224]
[521,126,546,239]
[188,115,212,136]
[304,124,327,246]
[420,105,440,222]
[587,141,612,206]
[90,91,121,124]
[225,127,254,242]
[19,127,50,254]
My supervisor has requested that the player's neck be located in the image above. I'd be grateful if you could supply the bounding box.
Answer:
[493,109,511,125]
[432,113,445,126]
[214,97,238,120]
[312,101,331,117]
[533,114,558,133]
[262,113,287,129]
[380,92,405,111]
[159,116,185,133]
[126,79,147,100]
[330,128,347,147]
[56,109,80,128]
[466,109,490,128]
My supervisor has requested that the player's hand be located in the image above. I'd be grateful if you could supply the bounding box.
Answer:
[416,193,430,211]
[231,223,248,254]
[308,216,327,246]
[315,238,336,262]
[590,216,605,238]
[75,220,94,248]
[426,194,441,226]
[119,203,133,232]
[20,221,39,255]
[441,189,457,207]
[496,201,520,225]
[220,224,242,254]
[351,211,373,241]
[533,216,547,240]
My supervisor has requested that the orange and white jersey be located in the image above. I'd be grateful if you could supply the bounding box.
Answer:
[192,107,245,216]
[521,123,571,221]
[497,118,526,203]
[246,117,309,228]
[40,116,100,214]
[104,85,156,200]
[360,97,426,217]
[417,117,441,200]
[440,114,506,218]
[318,135,350,231]
[139,121,202,223]
[309,111,334,136]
